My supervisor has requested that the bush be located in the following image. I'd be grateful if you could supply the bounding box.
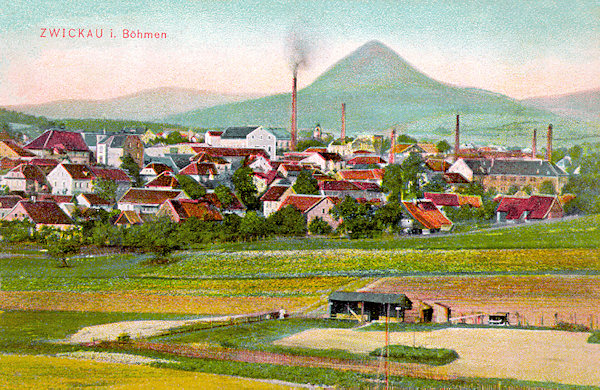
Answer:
[587,332,600,344]
[308,217,332,235]
[116,332,131,343]
[369,344,459,366]
[554,321,589,332]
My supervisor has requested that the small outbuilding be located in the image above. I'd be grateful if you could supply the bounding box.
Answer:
[328,291,412,322]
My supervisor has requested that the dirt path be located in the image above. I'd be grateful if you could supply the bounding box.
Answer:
[274,328,600,387]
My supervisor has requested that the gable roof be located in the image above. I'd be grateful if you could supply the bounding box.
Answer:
[144,172,180,188]
[496,194,561,220]
[460,158,568,177]
[424,192,483,208]
[90,167,131,182]
[161,199,223,222]
[329,291,411,307]
[142,162,174,175]
[202,192,246,212]
[78,193,111,206]
[338,169,384,181]
[402,200,453,230]
[119,188,183,205]
[319,180,362,192]
[260,185,290,202]
[7,163,48,183]
[268,128,291,140]
[191,146,269,159]
[179,162,217,176]
[8,200,72,225]
[347,156,387,165]
[25,129,90,152]
[0,195,23,209]
[114,210,144,225]
[59,164,94,180]
[425,158,451,172]
[221,126,260,139]
[1,140,36,158]
[278,194,339,213]
[443,172,470,184]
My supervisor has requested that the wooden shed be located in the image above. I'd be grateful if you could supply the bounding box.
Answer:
[328,292,412,322]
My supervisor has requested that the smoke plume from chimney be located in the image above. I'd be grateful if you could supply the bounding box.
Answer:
[286,30,314,152]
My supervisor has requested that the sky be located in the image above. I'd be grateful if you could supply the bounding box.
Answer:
[1,0,599,105]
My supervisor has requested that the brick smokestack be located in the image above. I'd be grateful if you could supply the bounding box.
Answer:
[546,124,553,161]
[389,128,396,164]
[341,103,346,141]
[454,114,460,161]
[532,129,537,158]
[290,72,298,151]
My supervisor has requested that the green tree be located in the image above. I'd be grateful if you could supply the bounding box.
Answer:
[266,205,307,236]
[373,203,403,231]
[166,131,188,144]
[308,217,332,235]
[331,196,377,239]
[120,154,142,187]
[239,211,267,240]
[422,175,448,194]
[292,170,319,195]
[400,152,425,199]
[214,185,234,208]
[382,164,403,203]
[93,177,118,203]
[232,167,259,210]
[539,180,556,195]
[436,140,452,153]
[46,235,81,268]
[176,175,206,199]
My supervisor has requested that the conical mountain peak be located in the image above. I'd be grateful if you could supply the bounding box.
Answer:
[306,40,442,91]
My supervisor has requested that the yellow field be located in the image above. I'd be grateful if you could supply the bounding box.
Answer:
[0,291,317,315]
[0,354,292,389]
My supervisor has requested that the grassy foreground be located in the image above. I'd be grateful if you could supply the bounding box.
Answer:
[0,355,289,390]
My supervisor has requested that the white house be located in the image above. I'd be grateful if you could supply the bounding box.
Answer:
[117,188,187,214]
[207,126,290,158]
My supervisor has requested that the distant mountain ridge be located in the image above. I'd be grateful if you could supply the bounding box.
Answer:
[166,40,575,146]
[521,89,600,121]
[4,87,262,121]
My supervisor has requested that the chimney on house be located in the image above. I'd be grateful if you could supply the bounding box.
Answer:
[454,114,460,161]
[341,103,346,141]
[290,72,298,151]
[546,124,553,161]
[532,129,537,159]
[389,128,396,164]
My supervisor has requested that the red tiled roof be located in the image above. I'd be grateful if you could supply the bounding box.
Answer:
[526,196,557,219]
[280,163,303,172]
[144,172,179,189]
[143,163,173,175]
[319,181,362,192]
[316,152,343,162]
[202,192,246,211]
[79,193,111,205]
[191,146,268,159]
[11,200,72,225]
[61,164,94,180]
[459,195,483,208]
[260,185,290,202]
[425,159,451,172]
[338,169,383,181]
[303,147,327,153]
[192,152,229,165]
[179,162,217,176]
[353,150,372,154]
[25,130,89,152]
[417,143,439,154]
[114,210,143,225]
[0,195,23,209]
[38,194,72,204]
[349,181,382,191]
[9,163,48,183]
[278,195,324,213]
[347,156,386,165]
[119,188,183,205]
[1,157,23,170]
[443,172,470,184]
[206,131,223,136]
[402,200,452,230]
[424,192,460,207]
[163,199,223,222]
[90,167,131,182]
[30,158,60,167]
[496,195,559,220]
[1,140,36,158]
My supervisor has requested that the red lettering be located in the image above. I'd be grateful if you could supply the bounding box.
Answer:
[86,30,93,38]
[78,29,84,38]
[49,28,61,38]
[40,28,46,38]
[123,29,129,38]
[69,29,76,38]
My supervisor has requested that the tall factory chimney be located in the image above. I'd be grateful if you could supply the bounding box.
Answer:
[546,124,553,161]
[454,114,460,161]
[389,128,396,164]
[290,72,298,151]
[532,129,537,159]
[341,103,346,141]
